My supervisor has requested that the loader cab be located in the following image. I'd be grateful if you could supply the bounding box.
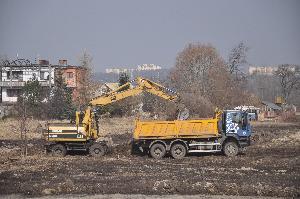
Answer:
[75,109,100,139]
[75,111,84,125]
[222,110,251,137]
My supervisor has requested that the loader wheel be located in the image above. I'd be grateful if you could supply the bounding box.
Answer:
[223,141,239,157]
[51,144,67,157]
[170,143,187,159]
[150,143,166,159]
[89,143,107,157]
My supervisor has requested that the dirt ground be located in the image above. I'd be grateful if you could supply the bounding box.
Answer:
[0,117,299,198]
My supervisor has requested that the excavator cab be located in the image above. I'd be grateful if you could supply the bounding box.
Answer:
[75,111,84,126]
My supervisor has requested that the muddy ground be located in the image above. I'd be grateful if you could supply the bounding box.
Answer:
[0,118,299,198]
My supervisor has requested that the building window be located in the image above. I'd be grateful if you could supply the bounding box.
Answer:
[40,72,50,80]
[67,72,74,78]
[7,89,21,97]
[7,71,23,80]
[41,71,50,80]
[40,72,45,80]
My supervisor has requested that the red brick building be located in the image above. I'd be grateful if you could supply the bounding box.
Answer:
[54,60,87,103]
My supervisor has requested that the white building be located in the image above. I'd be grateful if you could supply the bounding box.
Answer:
[105,68,131,74]
[105,64,162,74]
[249,65,299,75]
[248,66,278,75]
[137,64,161,71]
[0,59,55,103]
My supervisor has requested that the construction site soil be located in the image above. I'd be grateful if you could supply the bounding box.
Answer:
[0,119,299,198]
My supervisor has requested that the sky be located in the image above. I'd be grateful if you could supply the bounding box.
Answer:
[0,0,299,72]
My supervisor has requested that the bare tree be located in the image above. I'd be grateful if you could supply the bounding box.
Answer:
[274,64,300,102]
[170,42,259,117]
[170,43,231,116]
[13,97,29,157]
[13,77,47,157]
[228,42,249,81]
[170,43,224,95]
[76,50,98,109]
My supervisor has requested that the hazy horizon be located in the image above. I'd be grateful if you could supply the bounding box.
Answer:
[1,0,299,72]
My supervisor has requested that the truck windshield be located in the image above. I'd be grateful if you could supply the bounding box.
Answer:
[232,112,247,130]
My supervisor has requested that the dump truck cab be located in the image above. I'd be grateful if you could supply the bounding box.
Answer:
[221,110,251,146]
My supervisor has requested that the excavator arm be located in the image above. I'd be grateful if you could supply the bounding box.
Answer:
[89,77,177,106]
[79,77,179,139]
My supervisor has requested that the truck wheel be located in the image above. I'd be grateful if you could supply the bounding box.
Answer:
[150,143,166,159]
[223,141,239,157]
[51,144,67,157]
[170,143,187,159]
[89,143,107,157]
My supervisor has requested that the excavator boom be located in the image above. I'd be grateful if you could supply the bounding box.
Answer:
[79,77,180,139]
[89,77,178,106]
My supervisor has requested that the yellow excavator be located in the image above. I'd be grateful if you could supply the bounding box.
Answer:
[44,77,180,157]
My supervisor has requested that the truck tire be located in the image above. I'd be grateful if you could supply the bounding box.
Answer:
[223,141,239,157]
[51,144,67,157]
[89,143,107,157]
[150,143,166,159]
[170,143,187,159]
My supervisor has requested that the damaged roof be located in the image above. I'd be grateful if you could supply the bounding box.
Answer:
[262,101,282,110]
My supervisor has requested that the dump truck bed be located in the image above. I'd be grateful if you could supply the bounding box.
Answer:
[133,118,219,140]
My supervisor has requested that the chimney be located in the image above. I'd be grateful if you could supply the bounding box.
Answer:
[59,59,67,66]
[39,60,49,65]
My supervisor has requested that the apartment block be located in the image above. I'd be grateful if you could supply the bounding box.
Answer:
[0,59,54,103]
[0,58,86,103]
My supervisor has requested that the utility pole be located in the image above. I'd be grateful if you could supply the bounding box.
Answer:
[48,64,52,88]
[259,87,265,101]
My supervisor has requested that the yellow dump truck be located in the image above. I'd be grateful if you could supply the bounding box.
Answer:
[132,110,252,159]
